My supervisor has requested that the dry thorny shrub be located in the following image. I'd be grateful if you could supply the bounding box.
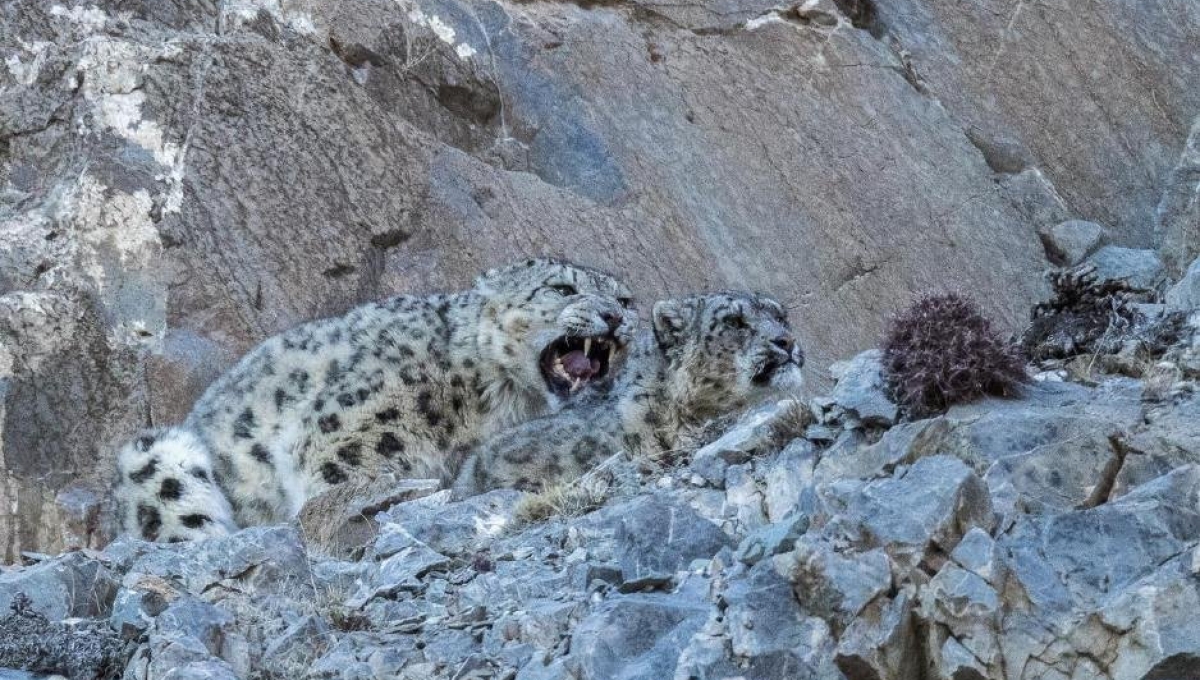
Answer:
[883,293,1027,419]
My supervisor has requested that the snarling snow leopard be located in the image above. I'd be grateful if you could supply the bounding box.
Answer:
[453,291,804,494]
[115,259,636,542]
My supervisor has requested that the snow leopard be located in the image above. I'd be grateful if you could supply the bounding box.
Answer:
[454,291,804,494]
[115,258,636,541]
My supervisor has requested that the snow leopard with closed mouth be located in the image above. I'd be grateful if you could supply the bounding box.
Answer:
[114,258,636,542]
[454,291,804,494]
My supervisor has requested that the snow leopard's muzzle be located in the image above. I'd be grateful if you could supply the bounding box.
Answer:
[539,295,635,398]
[752,332,805,387]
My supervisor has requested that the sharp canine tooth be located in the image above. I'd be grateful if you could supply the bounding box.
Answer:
[608,344,616,365]
[584,338,592,356]
[571,377,583,393]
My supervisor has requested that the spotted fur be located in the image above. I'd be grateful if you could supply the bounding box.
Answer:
[454,291,804,494]
[114,259,635,538]
[114,428,237,542]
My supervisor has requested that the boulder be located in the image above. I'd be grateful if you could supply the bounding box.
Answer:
[571,496,731,591]
[820,456,994,572]
[835,590,921,680]
[1037,220,1106,266]
[375,490,522,558]
[299,476,441,560]
[824,350,899,427]
[1085,246,1166,290]
[689,399,810,487]
[722,560,828,659]
[775,537,892,627]
[122,526,312,599]
[0,551,117,620]
[1158,116,1200,275]
[564,594,709,680]
[1166,257,1200,312]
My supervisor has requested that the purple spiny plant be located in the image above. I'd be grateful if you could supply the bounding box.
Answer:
[882,294,1027,419]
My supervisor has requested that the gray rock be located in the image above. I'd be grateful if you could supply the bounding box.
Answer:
[0,291,144,561]
[376,490,522,557]
[881,0,1200,246]
[826,350,899,427]
[491,599,582,652]
[815,417,951,481]
[999,168,1072,230]
[516,657,571,680]
[835,589,920,680]
[572,496,731,591]
[1115,394,1200,497]
[159,660,241,680]
[832,381,1148,517]
[950,527,1004,585]
[920,563,1003,673]
[1007,466,1200,614]
[153,598,233,658]
[349,527,450,607]
[306,633,416,680]
[142,631,219,680]
[1166,257,1200,312]
[1159,116,1200,276]
[723,463,767,536]
[1038,220,1106,266]
[564,594,709,680]
[936,636,991,680]
[685,451,728,489]
[0,594,130,680]
[723,560,828,658]
[775,537,892,626]
[0,551,117,620]
[309,560,376,601]
[689,399,809,486]
[763,439,819,523]
[733,513,810,566]
[965,465,1200,679]
[299,476,441,560]
[1101,552,1200,680]
[982,429,1120,515]
[110,592,157,640]
[1085,246,1167,290]
[125,526,312,599]
[820,456,994,572]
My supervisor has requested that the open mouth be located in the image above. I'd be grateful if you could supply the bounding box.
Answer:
[752,358,790,386]
[539,335,620,397]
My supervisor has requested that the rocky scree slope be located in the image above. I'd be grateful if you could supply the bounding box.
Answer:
[3,0,1200,557]
[1,259,1199,680]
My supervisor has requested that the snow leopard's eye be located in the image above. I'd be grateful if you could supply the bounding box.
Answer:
[617,297,635,309]
[722,314,748,330]
[548,284,578,297]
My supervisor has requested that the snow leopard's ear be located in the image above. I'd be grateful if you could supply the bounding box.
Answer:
[652,298,696,352]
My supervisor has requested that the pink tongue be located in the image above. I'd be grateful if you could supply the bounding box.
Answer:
[562,350,600,379]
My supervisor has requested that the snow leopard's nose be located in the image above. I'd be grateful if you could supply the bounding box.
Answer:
[601,310,623,332]
[771,335,795,356]
[772,334,803,367]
